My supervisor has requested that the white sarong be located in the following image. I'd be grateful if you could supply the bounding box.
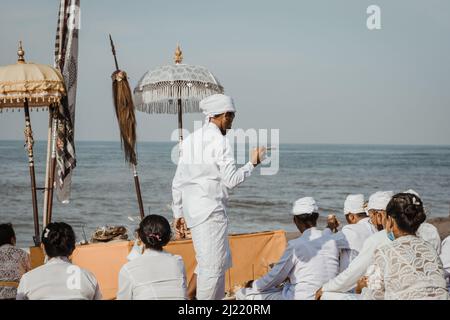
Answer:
[191,210,232,300]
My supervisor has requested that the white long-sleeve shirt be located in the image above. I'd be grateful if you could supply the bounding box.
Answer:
[16,257,102,300]
[117,249,187,300]
[325,218,376,272]
[240,227,339,300]
[440,236,450,291]
[322,230,390,293]
[172,122,254,228]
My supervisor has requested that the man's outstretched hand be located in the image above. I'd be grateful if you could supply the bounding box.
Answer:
[251,147,267,166]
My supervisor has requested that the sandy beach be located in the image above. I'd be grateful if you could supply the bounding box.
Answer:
[429,216,450,240]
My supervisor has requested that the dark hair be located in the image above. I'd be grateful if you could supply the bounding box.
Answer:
[42,222,76,258]
[0,223,15,246]
[138,215,172,251]
[355,212,368,219]
[213,112,235,119]
[346,212,368,224]
[386,193,426,234]
[294,212,319,228]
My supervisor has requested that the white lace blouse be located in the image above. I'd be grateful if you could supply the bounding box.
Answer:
[0,244,31,299]
[362,235,448,300]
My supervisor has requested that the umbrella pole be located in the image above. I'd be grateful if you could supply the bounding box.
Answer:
[23,98,40,246]
[177,98,183,146]
[42,110,53,228]
[46,107,58,225]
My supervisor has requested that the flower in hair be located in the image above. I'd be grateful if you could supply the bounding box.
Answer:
[44,228,50,238]
[148,233,161,241]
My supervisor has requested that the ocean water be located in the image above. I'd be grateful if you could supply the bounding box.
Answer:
[1,140,450,248]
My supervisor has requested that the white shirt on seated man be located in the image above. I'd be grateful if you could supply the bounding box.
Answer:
[236,197,339,300]
[323,194,377,273]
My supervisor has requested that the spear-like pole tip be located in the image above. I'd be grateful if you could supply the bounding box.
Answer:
[109,34,120,71]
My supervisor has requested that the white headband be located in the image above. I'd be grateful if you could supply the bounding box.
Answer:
[367,191,394,211]
[292,197,318,216]
[343,194,365,216]
[199,94,236,122]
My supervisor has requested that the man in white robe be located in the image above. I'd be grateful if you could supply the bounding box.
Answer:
[236,197,339,300]
[172,94,265,300]
[324,194,377,273]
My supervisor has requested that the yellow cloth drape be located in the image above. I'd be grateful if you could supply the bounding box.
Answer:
[30,230,287,300]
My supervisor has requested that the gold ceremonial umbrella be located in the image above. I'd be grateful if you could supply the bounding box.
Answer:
[0,42,66,246]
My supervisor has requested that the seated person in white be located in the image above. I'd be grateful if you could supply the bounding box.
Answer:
[324,194,376,273]
[360,193,448,300]
[236,197,339,300]
[117,215,187,300]
[316,191,394,299]
[317,190,446,300]
[17,222,102,300]
[440,235,450,292]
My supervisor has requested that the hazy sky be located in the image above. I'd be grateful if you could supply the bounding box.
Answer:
[1,0,449,144]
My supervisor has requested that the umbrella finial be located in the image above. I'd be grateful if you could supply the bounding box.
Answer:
[18,41,25,63]
[174,44,183,64]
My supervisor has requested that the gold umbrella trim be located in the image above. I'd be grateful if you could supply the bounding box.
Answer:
[0,92,64,108]
[0,79,65,93]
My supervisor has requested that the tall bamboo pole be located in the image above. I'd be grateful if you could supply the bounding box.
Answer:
[23,98,40,246]
[174,46,184,155]
[42,109,53,228]
[132,165,144,220]
[46,108,59,225]
[109,35,145,220]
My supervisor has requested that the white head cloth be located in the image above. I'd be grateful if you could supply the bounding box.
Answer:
[344,194,365,215]
[403,189,420,197]
[199,94,236,122]
[292,197,318,216]
[367,191,394,211]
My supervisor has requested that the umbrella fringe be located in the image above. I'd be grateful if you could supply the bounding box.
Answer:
[134,80,223,114]
[135,100,201,114]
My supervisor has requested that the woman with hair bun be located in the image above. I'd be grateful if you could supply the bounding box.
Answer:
[16,222,102,300]
[361,193,448,300]
[117,215,187,300]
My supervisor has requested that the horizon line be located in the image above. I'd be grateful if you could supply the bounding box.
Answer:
[1,139,449,147]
